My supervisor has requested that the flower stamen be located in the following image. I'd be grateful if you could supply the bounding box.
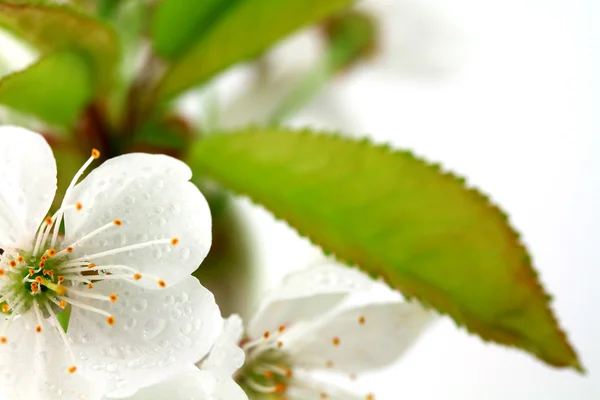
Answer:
[43,302,78,373]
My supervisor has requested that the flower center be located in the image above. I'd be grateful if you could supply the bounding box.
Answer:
[0,149,178,375]
[237,326,293,396]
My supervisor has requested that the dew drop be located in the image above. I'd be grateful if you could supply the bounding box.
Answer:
[164,295,175,306]
[179,247,191,261]
[133,298,148,312]
[124,317,137,330]
[143,318,166,339]
[180,323,192,336]
[177,292,189,303]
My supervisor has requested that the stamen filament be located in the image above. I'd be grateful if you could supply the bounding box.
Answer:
[51,150,99,249]
[66,239,173,263]
[33,204,77,257]
[244,378,280,393]
[55,221,120,258]
[56,295,112,317]
[43,302,78,373]
[60,288,113,302]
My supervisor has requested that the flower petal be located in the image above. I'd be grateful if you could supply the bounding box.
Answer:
[68,276,222,397]
[0,314,103,400]
[212,377,248,400]
[248,262,373,337]
[106,367,245,400]
[287,370,363,400]
[63,153,211,287]
[201,314,245,379]
[286,301,435,373]
[0,126,56,248]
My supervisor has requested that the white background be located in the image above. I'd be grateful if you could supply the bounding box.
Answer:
[0,0,597,398]
[231,0,599,398]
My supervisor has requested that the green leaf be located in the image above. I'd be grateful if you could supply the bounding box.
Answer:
[155,0,354,101]
[152,0,229,60]
[0,51,92,126]
[0,3,118,91]
[188,127,583,372]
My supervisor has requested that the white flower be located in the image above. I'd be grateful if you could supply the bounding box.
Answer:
[110,315,249,400]
[233,262,435,399]
[0,126,221,399]
[110,313,250,400]
[102,366,247,400]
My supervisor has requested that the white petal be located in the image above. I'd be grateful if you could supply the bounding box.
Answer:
[0,126,56,248]
[63,153,211,287]
[248,262,373,337]
[68,276,222,397]
[201,314,245,379]
[112,367,248,400]
[287,301,435,373]
[212,377,248,400]
[108,367,210,400]
[287,370,363,400]
[0,314,103,400]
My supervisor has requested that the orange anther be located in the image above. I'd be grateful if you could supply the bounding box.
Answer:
[263,331,270,339]
[358,316,366,325]
[35,276,43,283]
[133,273,142,280]
[0,269,4,276]
[47,249,56,257]
[264,371,274,379]
[106,316,115,326]
[277,341,283,348]
[75,202,83,211]
[66,247,73,253]
[109,294,118,303]
[8,260,16,268]
[45,217,52,225]
[2,305,9,313]
[17,256,23,263]
[274,384,286,393]
[91,149,100,159]
[0,337,7,344]
[278,325,286,333]
[41,255,47,261]
[365,394,375,400]
[157,280,166,288]
[113,219,122,226]
[36,325,42,333]
[332,337,340,346]
[68,366,77,374]
[59,300,67,309]
[87,263,96,269]
[170,238,179,246]
[88,283,94,289]
[58,276,65,283]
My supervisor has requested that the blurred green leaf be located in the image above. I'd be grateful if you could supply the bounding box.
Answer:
[0,51,92,126]
[188,127,582,372]
[152,0,226,59]
[155,0,354,101]
[0,3,118,91]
